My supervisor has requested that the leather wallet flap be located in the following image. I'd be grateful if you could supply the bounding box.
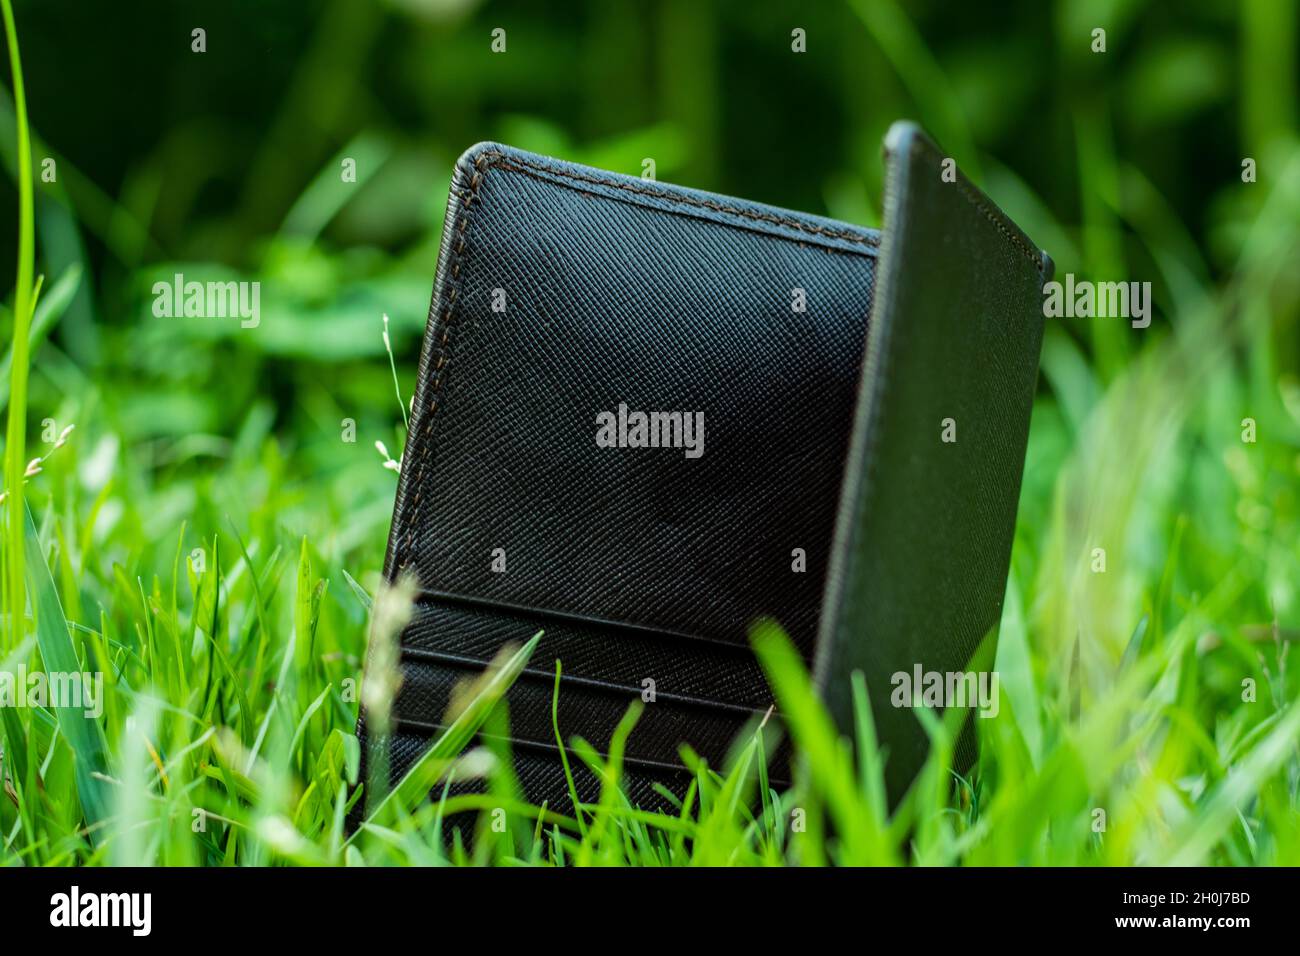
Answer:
[816,122,1051,796]
[388,145,879,653]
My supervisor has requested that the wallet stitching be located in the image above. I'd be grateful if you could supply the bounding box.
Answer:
[910,136,1044,273]
[400,154,491,572]
[478,149,880,252]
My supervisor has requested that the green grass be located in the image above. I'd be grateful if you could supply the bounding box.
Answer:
[2,0,34,674]
[1,1,1298,866]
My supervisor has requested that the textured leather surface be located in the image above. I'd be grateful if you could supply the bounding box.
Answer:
[815,123,1051,799]
[357,122,1048,817]
[387,145,878,650]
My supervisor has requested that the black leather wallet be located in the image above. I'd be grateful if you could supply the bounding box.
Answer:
[358,121,1050,813]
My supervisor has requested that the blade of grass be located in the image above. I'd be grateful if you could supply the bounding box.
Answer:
[551,657,587,837]
[751,619,892,864]
[354,632,541,835]
[24,504,111,841]
[2,0,35,657]
[0,263,81,414]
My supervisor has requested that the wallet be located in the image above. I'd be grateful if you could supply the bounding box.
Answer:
[357,121,1051,815]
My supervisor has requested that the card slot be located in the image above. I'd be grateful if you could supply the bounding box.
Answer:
[411,588,753,652]
[400,596,775,712]
[400,645,770,719]
[392,654,789,779]
[355,715,691,821]
[390,717,701,778]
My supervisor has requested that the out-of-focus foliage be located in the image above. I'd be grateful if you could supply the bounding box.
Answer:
[0,0,1297,865]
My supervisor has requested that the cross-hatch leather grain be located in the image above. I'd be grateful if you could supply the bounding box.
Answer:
[367,142,877,798]
[357,124,1048,818]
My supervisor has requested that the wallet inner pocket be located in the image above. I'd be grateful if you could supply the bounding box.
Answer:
[392,596,791,781]
[403,595,773,711]
[393,653,788,781]
[372,144,880,801]
[391,154,880,658]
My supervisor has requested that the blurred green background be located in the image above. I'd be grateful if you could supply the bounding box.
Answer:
[4,0,1295,641]
[2,0,1294,511]
[1,0,1298,865]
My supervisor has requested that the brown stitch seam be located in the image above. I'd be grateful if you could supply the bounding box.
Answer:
[399,154,491,572]
[953,175,1043,272]
[908,135,1044,273]
[477,149,881,250]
